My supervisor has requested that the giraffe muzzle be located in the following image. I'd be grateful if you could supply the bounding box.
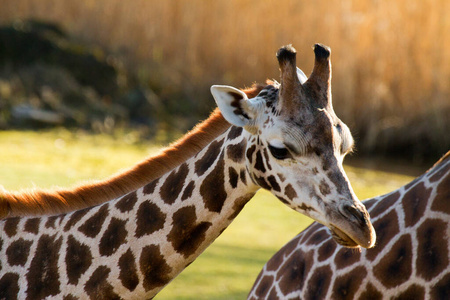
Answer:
[328,203,376,249]
[339,204,370,227]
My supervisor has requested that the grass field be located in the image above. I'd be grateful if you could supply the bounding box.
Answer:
[0,130,423,299]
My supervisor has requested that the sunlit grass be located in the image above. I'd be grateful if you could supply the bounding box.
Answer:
[0,129,162,190]
[0,130,420,299]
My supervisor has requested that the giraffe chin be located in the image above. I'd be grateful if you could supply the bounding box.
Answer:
[329,225,362,248]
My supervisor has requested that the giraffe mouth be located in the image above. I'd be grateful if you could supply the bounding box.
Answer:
[329,225,360,248]
[326,202,376,248]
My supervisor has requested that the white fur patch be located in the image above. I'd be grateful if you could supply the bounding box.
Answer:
[296,67,308,84]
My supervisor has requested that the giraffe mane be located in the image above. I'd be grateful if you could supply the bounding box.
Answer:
[0,84,267,219]
[428,150,450,170]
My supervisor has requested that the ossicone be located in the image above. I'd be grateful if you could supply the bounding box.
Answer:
[303,43,332,107]
[276,44,304,110]
[276,44,297,66]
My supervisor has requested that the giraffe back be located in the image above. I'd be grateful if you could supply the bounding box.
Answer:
[249,151,450,299]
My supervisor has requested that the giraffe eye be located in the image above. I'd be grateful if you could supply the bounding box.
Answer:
[268,144,292,160]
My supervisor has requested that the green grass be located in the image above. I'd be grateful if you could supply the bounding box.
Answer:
[0,129,161,190]
[0,130,421,299]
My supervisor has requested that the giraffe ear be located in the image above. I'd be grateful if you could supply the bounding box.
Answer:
[297,67,308,84]
[211,85,257,128]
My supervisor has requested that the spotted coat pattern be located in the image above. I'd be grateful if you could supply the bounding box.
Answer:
[0,127,260,300]
[0,44,375,299]
[249,152,450,300]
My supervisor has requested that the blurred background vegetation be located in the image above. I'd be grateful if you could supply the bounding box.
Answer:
[0,2,447,298]
[0,0,449,162]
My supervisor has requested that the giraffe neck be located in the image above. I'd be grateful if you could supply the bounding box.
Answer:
[128,126,258,296]
[0,108,231,218]
[0,126,259,299]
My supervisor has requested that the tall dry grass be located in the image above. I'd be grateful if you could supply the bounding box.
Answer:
[0,0,449,160]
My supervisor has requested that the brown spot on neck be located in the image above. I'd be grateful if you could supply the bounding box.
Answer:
[26,234,63,299]
[227,126,243,140]
[359,283,383,300]
[135,202,166,238]
[195,139,224,176]
[431,274,450,299]
[4,217,19,237]
[431,170,450,214]
[369,191,400,218]
[64,208,89,232]
[226,139,247,163]
[278,249,312,295]
[65,235,93,285]
[84,265,120,299]
[402,182,430,227]
[160,163,189,204]
[318,239,337,262]
[143,178,160,195]
[395,285,425,300]
[99,217,128,256]
[0,273,20,299]
[24,218,40,234]
[181,181,195,201]
[366,210,400,261]
[305,265,332,299]
[6,238,32,266]
[252,275,275,299]
[373,234,413,288]
[334,247,361,269]
[78,205,109,238]
[167,206,212,258]
[200,152,227,213]
[416,219,449,280]
[139,244,173,291]
[115,191,138,213]
[331,266,367,300]
[306,228,330,246]
[118,249,139,292]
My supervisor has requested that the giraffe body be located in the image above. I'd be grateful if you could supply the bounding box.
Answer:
[1,44,376,299]
[249,152,450,300]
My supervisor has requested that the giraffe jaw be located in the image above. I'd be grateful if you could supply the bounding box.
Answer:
[329,225,360,248]
[329,224,376,249]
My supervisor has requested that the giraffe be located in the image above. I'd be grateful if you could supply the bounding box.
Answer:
[0,44,376,299]
[249,151,450,300]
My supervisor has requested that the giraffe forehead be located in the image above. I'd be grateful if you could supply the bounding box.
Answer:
[260,107,336,156]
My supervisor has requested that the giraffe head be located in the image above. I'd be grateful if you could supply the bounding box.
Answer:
[211,44,375,248]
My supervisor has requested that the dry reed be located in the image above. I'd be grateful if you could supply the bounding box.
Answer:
[0,0,448,160]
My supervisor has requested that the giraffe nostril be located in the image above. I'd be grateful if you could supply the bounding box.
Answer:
[340,204,367,226]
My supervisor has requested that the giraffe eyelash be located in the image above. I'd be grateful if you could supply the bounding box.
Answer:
[268,144,293,160]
